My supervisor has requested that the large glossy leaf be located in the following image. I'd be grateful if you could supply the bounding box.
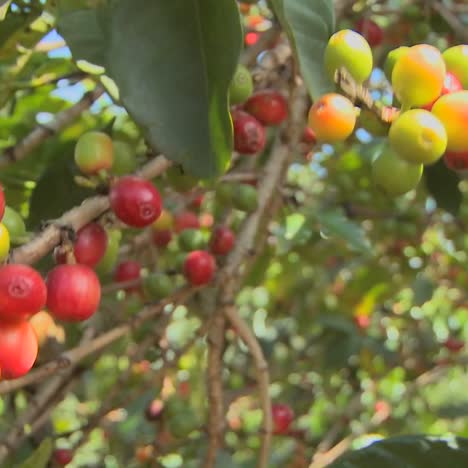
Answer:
[270,0,335,100]
[0,0,11,20]
[331,435,468,467]
[57,0,243,177]
[424,159,462,216]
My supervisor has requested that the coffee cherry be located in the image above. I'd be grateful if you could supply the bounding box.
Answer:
[272,403,294,435]
[74,131,113,175]
[244,90,288,126]
[0,264,47,322]
[0,223,10,262]
[110,176,162,228]
[183,250,216,286]
[308,93,356,143]
[388,109,447,165]
[47,264,101,322]
[0,320,38,378]
[29,310,56,346]
[174,211,200,233]
[53,448,74,466]
[2,206,26,242]
[355,18,383,47]
[443,337,464,353]
[431,91,468,153]
[210,226,235,255]
[95,229,122,276]
[145,399,164,421]
[442,45,468,89]
[73,223,108,267]
[372,146,423,196]
[111,140,137,175]
[232,110,266,155]
[114,260,141,292]
[384,46,409,82]
[178,228,206,252]
[166,165,198,192]
[152,229,172,248]
[421,72,463,111]
[229,64,254,105]
[392,44,446,108]
[324,29,373,84]
[233,184,258,212]
[302,127,317,145]
[444,151,468,172]
[152,209,173,231]
[143,273,173,300]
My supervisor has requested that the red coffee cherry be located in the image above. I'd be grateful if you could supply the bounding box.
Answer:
[0,264,47,322]
[174,211,200,233]
[232,110,266,155]
[422,71,463,111]
[444,151,468,171]
[110,176,162,228]
[302,127,317,145]
[272,403,294,435]
[152,229,172,248]
[46,264,101,322]
[73,223,108,267]
[244,90,288,126]
[355,18,384,47]
[0,320,38,378]
[183,251,216,286]
[113,260,141,292]
[210,226,235,256]
[53,448,74,466]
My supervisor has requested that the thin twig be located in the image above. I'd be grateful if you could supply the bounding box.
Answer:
[0,86,105,167]
[225,306,272,468]
[431,1,468,43]
[9,155,172,265]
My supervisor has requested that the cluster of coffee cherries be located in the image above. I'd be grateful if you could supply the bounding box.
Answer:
[307,29,468,196]
[228,64,289,155]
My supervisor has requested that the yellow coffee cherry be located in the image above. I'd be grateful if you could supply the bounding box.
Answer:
[0,223,10,261]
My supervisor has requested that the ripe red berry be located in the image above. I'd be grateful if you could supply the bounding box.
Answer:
[355,18,383,47]
[114,260,141,292]
[302,127,317,145]
[190,194,204,209]
[183,251,216,286]
[110,176,162,228]
[53,448,74,466]
[73,223,108,267]
[174,211,200,233]
[422,72,463,110]
[46,264,101,322]
[152,229,172,248]
[443,337,464,353]
[272,403,294,435]
[0,320,38,378]
[232,110,266,155]
[244,90,288,126]
[354,314,371,330]
[210,226,235,256]
[444,151,468,171]
[0,264,47,322]
[0,184,5,221]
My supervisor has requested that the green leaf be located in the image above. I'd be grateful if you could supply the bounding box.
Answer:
[330,435,468,468]
[424,159,462,215]
[270,0,335,100]
[27,147,95,229]
[0,0,11,21]
[19,438,53,468]
[412,274,434,306]
[317,209,371,254]
[57,0,243,177]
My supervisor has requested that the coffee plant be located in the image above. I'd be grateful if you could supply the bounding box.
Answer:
[0,0,467,467]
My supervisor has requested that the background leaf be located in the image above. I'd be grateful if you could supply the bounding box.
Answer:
[57,0,243,177]
[19,438,53,468]
[331,435,468,468]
